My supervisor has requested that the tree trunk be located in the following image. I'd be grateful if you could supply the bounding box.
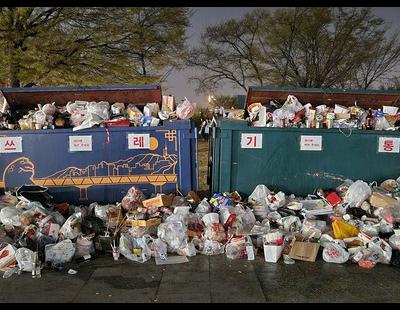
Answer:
[9,62,21,88]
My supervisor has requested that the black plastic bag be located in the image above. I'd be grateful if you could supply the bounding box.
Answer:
[16,185,52,208]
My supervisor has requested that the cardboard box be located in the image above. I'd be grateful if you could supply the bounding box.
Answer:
[131,217,161,227]
[288,239,320,262]
[335,113,351,120]
[369,192,399,209]
[142,195,174,209]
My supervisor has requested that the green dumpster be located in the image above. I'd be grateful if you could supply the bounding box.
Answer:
[210,86,400,196]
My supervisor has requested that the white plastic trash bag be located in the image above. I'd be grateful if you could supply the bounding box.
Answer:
[119,234,152,263]
[344,180,372,208]
[0,207,22,226]
[322,243,349,264]
[45,239,75,266]
[249,185,271,206]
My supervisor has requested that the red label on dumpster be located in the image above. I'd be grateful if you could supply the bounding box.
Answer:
[128,134,150,149]
[241,133,262,149]
[378,137,400,153]
[0,137,22,153]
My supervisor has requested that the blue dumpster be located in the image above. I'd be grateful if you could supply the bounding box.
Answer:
[0,85,198,204]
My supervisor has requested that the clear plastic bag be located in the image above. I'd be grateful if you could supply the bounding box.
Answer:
[15,248,35,272]
[74,235,95,258]
[0,207,22,226]
[195,198,212,215]
[126,104,143,125]
[59,214,81,240]
[143,102,160,117]
[121,187,145,212]
[176,97,195,120]
[42,103,57,116]
[322,242,349,263]
[389,234,400,250]
[157,221,188,252]
[248,185,271,206]
[225,237,247,260]
[45,239,76,266]
[93,203,113,222]
[201,240,225,256]
[119,234,152,263]
[344,180,371,208]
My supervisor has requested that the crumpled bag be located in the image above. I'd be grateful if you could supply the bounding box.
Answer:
[93,203,113,222]
[344,180,371,208]
[195,198,212,216]
[15,248,35,272]
[265,191,286,211]
[389,234,400,250]
[248,185,271,206]
[143,102,160,117]
[73,101,110,131]
[74,235,95,258]
[332,219,359,239]
[126,104,143,125]
[119,234,152,263]
[176,241,197,257]
[45,239,75,266]
[42,103,57,116]
[201,240,225,256]
[148,237,168,260]
[225,237,247,260]
[322,242,350,263]
[176,97,195,120]
[59,214,81,240]
[157,221,188,252]
[121,187,145,212]
[367,237,392,264]
[278,215,302,233]
[0,207,22,226]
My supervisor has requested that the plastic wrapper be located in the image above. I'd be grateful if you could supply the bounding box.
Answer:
[176,97,195,120]
[248,185,271,206]
[45,239,75,267]
[15,248,35,272]
[301,219,327,239]
[121,187,145,212]
[322,242,349,263]
[126,104,143,125]
[0,207,22,226]
[344,180,371,208]
[201,240,225,256]
[119,234,152,263]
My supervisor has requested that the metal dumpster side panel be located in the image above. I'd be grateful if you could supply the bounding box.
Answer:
[0,120,197,204]
[214,119,400,196]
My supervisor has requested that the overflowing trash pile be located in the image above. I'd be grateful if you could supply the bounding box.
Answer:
[0,95,195,131]
[1,177,400,279]
[222,94,400,131]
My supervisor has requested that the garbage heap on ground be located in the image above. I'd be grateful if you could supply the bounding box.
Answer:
[1,177,400,278]
[0,95,195,131]
[220,94,400,131]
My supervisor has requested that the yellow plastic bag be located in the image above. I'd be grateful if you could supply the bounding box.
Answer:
[332,220,359,239]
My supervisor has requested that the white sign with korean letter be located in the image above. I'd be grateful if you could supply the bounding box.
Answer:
[241,133,263,149]
[69,136,92,152]
[300,135,322,151]
[128,133,150,149]
[0,137,22,153]
[378,137,400,153]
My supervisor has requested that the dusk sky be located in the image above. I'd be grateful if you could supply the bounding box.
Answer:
[165,7,400,106]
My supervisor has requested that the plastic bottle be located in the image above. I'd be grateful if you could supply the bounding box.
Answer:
[366,108,375,130]
[374,109,384,130]
[32,252,41,278]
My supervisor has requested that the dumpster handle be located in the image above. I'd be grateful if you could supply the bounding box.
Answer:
[339,127,352,138]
